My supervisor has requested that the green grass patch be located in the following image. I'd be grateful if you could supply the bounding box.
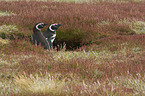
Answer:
[0,80,17,95]
[0,25,18,34]
[113,74,145,95]
[53,42,144,63]
[0,11,15,17]
[0,25,18,39]
[0,38,10,45]
[119,19,145,34]
[0,25,29,39]
[98,20,110,26]
[131,21,145,34]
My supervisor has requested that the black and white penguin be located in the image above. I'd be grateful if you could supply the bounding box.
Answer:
[31,22,50,50]
[43,23,62,49]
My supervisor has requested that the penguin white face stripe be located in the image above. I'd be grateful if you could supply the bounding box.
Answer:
[49,24,57,32]
[36,23,44,30]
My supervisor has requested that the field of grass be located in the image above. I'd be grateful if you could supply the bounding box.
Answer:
[1,0,144,3]
[0,0,145,95]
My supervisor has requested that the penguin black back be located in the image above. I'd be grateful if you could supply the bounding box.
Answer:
[31,22,51,50]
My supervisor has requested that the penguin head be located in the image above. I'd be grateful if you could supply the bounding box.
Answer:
[49,23,62,32]
[34,23,48,31]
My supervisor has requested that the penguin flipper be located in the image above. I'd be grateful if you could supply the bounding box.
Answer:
[35,40,38,46]
[31,34,34,44]
[47,38,52,49]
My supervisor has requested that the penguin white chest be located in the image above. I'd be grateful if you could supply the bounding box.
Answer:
[51,34,56,43]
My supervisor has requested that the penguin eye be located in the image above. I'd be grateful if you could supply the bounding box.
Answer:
[38,25,43,28]
[51,25,57,30]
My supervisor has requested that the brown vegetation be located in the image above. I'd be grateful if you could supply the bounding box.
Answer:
[0,1,144,49]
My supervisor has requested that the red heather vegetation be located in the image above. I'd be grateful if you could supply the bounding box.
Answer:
[0,1,144,49]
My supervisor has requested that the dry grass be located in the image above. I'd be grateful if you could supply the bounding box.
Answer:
[1,43,144,95]
[14,72,66,95]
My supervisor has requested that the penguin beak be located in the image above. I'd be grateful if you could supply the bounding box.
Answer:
[43,24,48,26]
[56,24,62,28]
[53,24,62,29]
[57,24,62,27]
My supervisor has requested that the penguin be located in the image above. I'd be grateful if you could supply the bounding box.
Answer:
[31,22,50,50]
[43,23,62,49]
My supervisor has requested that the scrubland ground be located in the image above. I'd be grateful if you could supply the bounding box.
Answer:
[0,0,145,96]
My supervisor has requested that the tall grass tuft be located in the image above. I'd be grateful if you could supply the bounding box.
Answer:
[14,72,66,95]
